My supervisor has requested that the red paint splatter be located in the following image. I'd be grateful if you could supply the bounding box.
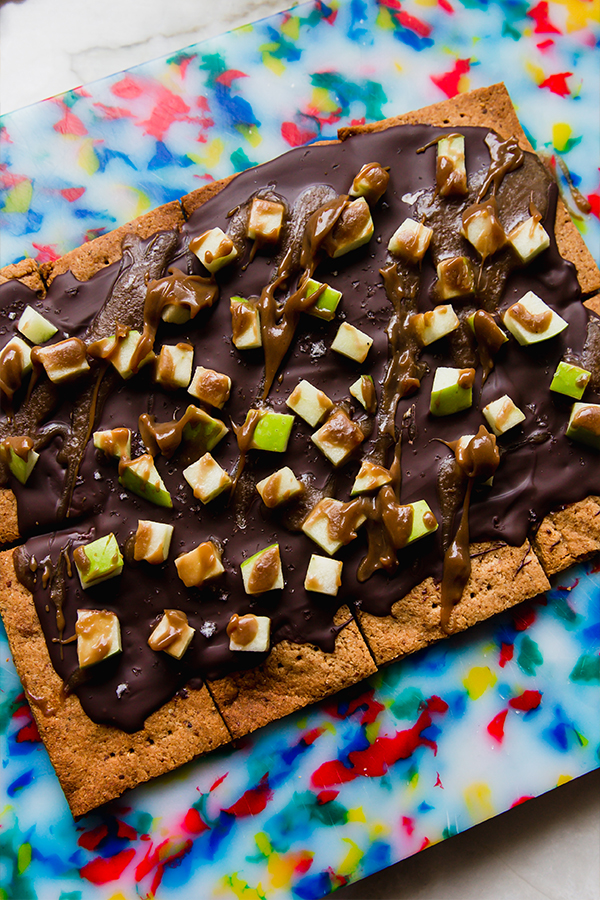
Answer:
[311,697,448,788]
[509,690,542,711]
[60,187,85,202]
[53,108,88,136]
[294,856,314,875]
[225,773,273,817]
[317,790,339,805]
[140,88,196,141]
[419,836,431,851]
[80,848,135,885]
[438,0,454,12]
[32,243,61,263]
[197,96,211,112]
[16,720,41,743]
[434,772,444,788]
[13,700,31,719]
[210,772,228,791]
[536,38,555,51]
[589,192,600,218]
[116,820,137,841]
[511,794,535,807]
[0,171,28,189]
[499,642,514,668]
[397,10,432,37]
[181,807,208,835]
[528,1,561,34]
[431,59,471,98]
[281,121,318,147]
[401,815,414,836]
[379,0,402,10]
[487,709,508,743]
[93,103,135,121]
[539,72,573,97]
[111,75,144,99]
[513,606,536,631]
[303,727,326,746]
[78,824,108,851]
[215,70,249,87]
[350,117,366,127]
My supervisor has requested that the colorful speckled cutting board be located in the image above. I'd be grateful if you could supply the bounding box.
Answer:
[1,1,599,898]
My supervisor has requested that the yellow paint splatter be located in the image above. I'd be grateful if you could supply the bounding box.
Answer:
[347,806,366,823]
[552,0,599,32]
[2,180,32,214]
[408,769,419,789]
[255,831,271,857]
[394,61,403,74]
[236,124,262,147]
[17,843,31,875]
[457,74,471,94]
[463,665,497,700]
[128,187,152,219]
[281,16,300,40]
[267,853,294,889]
[107,893,130,900]
[557,773,573,786]
[310,87,339,115]
[554,123,573,155]
[526,61,545,86]
[78,139,100,176]
[338,837,364,876]
[464,782,495,820]
[221,872,266,900]
[376,6,395,30]
[189,138,225,169]
[365,720,380,744]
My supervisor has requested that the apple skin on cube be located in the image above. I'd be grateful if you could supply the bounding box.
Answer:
[73,533,124,590]
[349,375,376,412]
[256,466,303,508]
[482,394,526,436]
[304,554,343,596]
[148,610,195,659]
[182,407,229,454]
[17,306,58,344]
[93,330,154,379]
[508,216,550,264]
[430,367,475,416]
[303,279,342,321]
[0,441,39,485]
[240,544,284,594]
[503,292,567,346]
[175,540,225,587]
[566,403,600,450]
[119,454,173,508]
[134,520,174,564]
[183,453,232,504]
[250,410,294,453]
[190,227,238,273]
[406,500,438,544]
[387,218,433,263]
[286,379,333,428]
[550,361,591,400]
[93,427,131,460]
[76,609,122,668]
[228,615,271,652]
[331,322,373,364]
[411,305,460,346]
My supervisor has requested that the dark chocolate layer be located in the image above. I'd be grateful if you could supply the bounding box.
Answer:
[1,123,599,732]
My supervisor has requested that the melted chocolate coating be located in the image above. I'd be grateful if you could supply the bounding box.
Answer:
[1,123,599,732]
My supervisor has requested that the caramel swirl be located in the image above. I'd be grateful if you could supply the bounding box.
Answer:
[226,613,259,647]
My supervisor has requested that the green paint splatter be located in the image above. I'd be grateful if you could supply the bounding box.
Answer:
[390,687,424,720]
[501,20,521,40]
[570,654,600,684]
[310,72,387,122]
[59,893,82,900]
[442,824,458,839]
[517,635,544,676]
[552,596,580,626]
[231,148,258,172]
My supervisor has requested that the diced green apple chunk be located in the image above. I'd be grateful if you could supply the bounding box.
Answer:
[93,330,154,379]
[286,379,333,428]
[508,216,550,264]
[430,367,475,416]
[304,554,343,596]
[303,279,342,321]
[241,544,284,594]
[566,403,600,450]
[323,198,374,258]
[190,227,238,273]
[312,409,364,466]
[175,540,225,587]
[349,162,389,204]
[550,361,591,400]
[228,614,271,652]
[350,460,392,495]
[76,609,122,668]
[0,440,39,485]
[230,298,262,349]
[256,466,303,508]
[250,410,294,452]
[33,337,90,383]
[183,453,232,504]
[302,498,366,556]
[503,292,567,345]
[73,533,124,590]
[154,343,194,390]
[119,454,172,507]
[331,322,373,363]
[436,256,475,299]
[437,135,467,196]
[93,427,131,460]
[482,394,526,436]
[17,306,58,344]
[1,337,32,382]
[133,520,174,564]
[188,366,231,408]
[247,198,284,243]
[411,304,460,346]
[406,499,438,544]
[148,610,195,659]
[182,407,229,454]
[461,205,505,258]
[387,218,433,263]
[349,375,376,412]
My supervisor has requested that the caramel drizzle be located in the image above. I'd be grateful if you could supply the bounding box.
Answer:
[231,408,262,490]
[472,310,506,383]
[477,133,524,202]
[226,612,259,646]
[148,610,190,651]
[0,340,28,411]
[139,405,212,460]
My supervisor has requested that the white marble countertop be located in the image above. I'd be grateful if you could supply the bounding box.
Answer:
[0,1,598,898]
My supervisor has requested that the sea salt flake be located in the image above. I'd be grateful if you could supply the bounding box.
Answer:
[200,621,216,638]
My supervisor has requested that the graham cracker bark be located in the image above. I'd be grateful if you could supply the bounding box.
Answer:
[208,606,376,739]
[0,549,231,817]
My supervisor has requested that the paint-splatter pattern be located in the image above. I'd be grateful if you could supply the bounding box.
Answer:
[0,1,599,898]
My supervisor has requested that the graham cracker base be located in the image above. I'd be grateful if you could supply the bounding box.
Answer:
[208,606,377,740]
